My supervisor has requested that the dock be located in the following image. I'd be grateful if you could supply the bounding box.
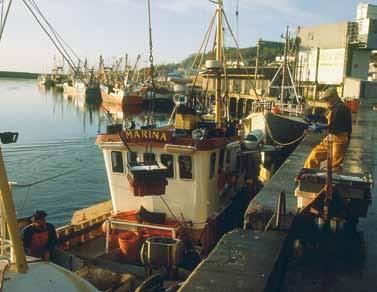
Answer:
[180,98,377,291]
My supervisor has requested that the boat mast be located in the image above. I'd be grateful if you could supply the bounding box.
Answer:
[0,135,28,273]
[280,26,289,103]
[215,0,224,128]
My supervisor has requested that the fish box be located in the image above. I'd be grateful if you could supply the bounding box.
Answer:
[294,187,318,209]
[296,168,373,200]
[127,163,168,196]
[295,168,373,217]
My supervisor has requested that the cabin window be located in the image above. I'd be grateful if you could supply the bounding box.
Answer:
[161,154,174,179]
[111,151,124,173]
[219,149,225,170]
[209,152,216,179]
[127,152,138,166]
[179,156,193,180]
[144,153,156,165]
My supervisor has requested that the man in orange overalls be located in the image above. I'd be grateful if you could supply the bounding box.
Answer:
[304,87,352,171]
[22,210,57,260]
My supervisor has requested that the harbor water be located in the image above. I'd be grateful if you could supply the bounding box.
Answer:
[0,78,168,226]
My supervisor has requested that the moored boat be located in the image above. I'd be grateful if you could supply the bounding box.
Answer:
[85,69,102,104]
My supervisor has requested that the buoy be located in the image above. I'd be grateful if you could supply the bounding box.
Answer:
[271,106,281,114]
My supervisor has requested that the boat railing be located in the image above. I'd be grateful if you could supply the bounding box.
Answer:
[106,218,179,253]
[0,238,13,264]
[251,101,305,116]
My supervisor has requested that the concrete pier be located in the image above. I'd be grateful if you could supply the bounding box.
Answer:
[282,99,377,292]
[179,99,377,291]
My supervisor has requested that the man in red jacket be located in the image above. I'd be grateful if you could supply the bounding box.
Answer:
[22,210,57,260]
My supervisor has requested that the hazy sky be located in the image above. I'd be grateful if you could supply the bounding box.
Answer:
[0,0,369,72]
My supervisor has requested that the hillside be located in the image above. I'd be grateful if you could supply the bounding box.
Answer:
[0,71,39,79]
[157,42,284,72]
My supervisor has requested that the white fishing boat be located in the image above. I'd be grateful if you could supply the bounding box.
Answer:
[45,1,261,290]
[63,80,86,96]
[100,84,124,104]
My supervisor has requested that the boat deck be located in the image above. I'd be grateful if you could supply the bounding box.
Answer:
[179,98,377,291]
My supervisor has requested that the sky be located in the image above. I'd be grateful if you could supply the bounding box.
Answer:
[0,0,372,72]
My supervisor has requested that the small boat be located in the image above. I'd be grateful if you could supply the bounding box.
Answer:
[85,69,102,104]
[63,79,86,96]
[244,107,308,147]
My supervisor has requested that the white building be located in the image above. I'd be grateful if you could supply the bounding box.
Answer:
[297,3,377,98]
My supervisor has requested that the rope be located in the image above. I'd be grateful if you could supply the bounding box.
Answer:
[12,167,81,188]
[159,196,184,229]
[263,114,307,146]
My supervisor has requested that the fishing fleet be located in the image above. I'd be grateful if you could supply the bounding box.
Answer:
[6,0,376,291]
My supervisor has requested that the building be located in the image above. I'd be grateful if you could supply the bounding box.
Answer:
[297,3,377,98]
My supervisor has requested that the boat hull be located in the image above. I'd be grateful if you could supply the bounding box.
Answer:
[264,112,308,145]
[86,87,102,104]
[100,88,123,105]
[124,94,143,106]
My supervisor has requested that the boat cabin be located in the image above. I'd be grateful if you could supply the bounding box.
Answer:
[96,129,245,231]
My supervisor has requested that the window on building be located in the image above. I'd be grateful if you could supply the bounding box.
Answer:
[111,151,124,173]
[127,152,138,166]
[144,152,156,165]
[161,154,174,179]
[209,152,216,179]
[179,155,193,180]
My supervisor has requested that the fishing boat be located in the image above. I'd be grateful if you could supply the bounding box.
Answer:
[100,84,124,104]
[40,1,261,290]
[63,62,87,96]
[94,0,260,249]
[243,101,308,147]
[63,79,86,96]
[242,27,308,148]
[85,69,102,104]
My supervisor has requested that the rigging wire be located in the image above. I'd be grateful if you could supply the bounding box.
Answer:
[12,167,81,188]
[0,0,12,43]
[188,10,217,101]
[28,0,81,65]
[221,8,260,99]
[21,0,80,75]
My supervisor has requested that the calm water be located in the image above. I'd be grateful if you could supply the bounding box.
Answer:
[0,78,168,226]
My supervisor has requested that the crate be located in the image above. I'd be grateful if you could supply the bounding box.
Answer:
[175,114,198,130]
[294,187,318,209]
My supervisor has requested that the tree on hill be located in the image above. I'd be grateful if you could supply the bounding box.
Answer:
[157,42,284,74]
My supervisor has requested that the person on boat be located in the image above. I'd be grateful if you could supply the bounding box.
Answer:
[22,210,57,260]
[304,87,352,171]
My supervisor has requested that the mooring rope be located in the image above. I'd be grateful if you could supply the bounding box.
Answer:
[263,114,307,147]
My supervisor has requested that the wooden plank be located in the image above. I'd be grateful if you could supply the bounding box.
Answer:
[71,200,112,225]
